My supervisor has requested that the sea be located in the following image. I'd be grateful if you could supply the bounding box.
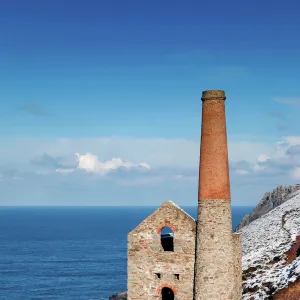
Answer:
[0,206,254,300]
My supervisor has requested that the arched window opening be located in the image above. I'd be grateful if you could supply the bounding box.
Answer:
[162,287,174,300]
[296,246,300,257]
[161,226,174,252]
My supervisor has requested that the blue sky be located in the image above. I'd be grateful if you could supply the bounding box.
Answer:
[1,0,300,206]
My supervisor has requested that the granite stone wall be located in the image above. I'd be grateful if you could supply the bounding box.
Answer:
[127,201,196,300]
[233,233,242,300]
[194,200,238,300]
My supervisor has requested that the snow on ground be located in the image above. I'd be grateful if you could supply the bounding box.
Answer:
[240,190,300,299]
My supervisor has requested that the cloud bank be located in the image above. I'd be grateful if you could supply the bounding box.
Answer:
[56,152,151,175]
[1,136,300,206]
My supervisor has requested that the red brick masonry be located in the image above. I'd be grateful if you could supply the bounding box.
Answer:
[198,90,231,201]
[156,220,177,234]
[155,284,177,295]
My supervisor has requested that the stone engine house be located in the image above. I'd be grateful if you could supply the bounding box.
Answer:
[127,90,242,300]
[128,201,196,299]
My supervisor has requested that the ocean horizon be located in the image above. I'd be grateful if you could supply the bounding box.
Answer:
[0,206,254,299]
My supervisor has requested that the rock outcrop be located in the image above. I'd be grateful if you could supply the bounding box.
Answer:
[235,184,300,231]
[239,189,300,299]
[109,292,127,300]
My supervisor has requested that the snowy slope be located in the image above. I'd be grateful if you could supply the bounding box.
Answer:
[236,185,300,231]
[240,190,300,299]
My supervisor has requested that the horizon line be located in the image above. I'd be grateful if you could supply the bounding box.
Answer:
[0,205,255,208]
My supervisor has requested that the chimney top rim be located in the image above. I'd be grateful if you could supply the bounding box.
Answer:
[201,90,226,101]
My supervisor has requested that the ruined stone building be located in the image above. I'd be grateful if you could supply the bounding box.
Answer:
[128,201,196,299]
[127,90,242,300]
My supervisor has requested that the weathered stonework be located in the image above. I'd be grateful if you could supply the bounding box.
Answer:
[127,200,196,300]
[195,90,241,300]
[194,200,236,300]
[124,90,242,300]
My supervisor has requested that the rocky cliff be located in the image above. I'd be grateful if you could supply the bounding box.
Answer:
[239,189,300,299]
[235,184,300,231]
[109,292,127,300]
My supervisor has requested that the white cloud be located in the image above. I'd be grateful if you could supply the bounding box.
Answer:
[284,136,300,146]
[0,136,274,169]
[56,152,151,175]
[232,137,300,180]
[290,167,300,180]
[2,135,300,183]
[175,174,186,180]
[257,154,270,162]
[228,141,274,163]
[174,174,197,181]
[273,98,300,105]
[236,170,249,175]
[116,176,165,186]
[2,135,300,206]
[56,168,74,174]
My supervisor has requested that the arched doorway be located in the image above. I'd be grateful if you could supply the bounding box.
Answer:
[160,226,174,252]
[161,287,174,300]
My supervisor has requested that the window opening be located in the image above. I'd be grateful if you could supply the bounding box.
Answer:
[174,274,179,280]
[162,287,174,300]
[160,226,174,252]
[155,273,161,279]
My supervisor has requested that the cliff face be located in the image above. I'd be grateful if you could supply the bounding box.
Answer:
[239,189,300,299]
[235,184,300,231]
[109,292,127,300]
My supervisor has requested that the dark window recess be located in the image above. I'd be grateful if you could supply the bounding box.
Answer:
[296,246,300,257]
[174,274,179,280]
[160,226,174,252]
[155,273,161,279]
[162,287,174,300]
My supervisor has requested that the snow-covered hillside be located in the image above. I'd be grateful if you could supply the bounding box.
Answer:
[240,190,300,299]
[236,185,300,231]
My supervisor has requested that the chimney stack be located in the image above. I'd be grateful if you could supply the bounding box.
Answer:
[194,90,237,300]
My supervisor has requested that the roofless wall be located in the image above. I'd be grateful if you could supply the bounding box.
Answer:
[127,201,196,299]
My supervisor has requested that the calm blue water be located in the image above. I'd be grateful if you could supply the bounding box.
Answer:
[0,206,253,300]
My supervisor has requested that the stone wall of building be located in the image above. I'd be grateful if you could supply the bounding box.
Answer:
[127,200,196,300]
[232,233,242,300]
[194,200,237,300]
[194,90,241,300]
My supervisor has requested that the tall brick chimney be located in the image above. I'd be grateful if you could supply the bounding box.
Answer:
[194,90,238,300]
